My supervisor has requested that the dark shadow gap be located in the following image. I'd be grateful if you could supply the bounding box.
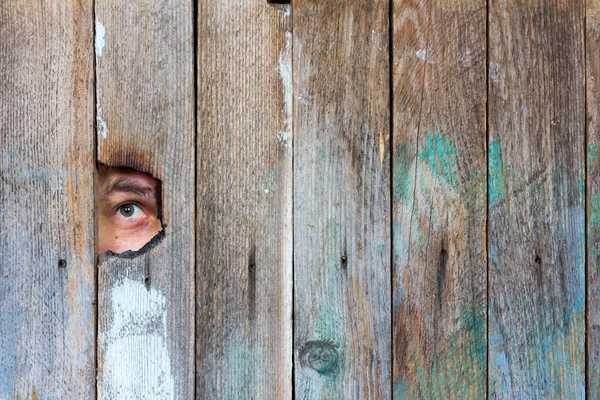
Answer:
[485,0,490,396]
[584,1,589,396]
[92,0,99,395]
[389,0,394,397]
[98,229,166,259]
[193,0,199,397]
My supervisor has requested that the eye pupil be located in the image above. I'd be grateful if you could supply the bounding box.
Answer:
[119,204,135,217]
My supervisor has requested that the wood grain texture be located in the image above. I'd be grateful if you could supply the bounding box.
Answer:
[0,1,96,398]
[488,1,585,398]
[392,1,487,398]
[293,1,391,398]
[95,1,195,398]
[196,2,293,398]
[588,1,600,397]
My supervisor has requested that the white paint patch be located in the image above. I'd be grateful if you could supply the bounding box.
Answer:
[101,278,174,399]
[379,131,385,169]
[95,20,106,59]
[279,31,292,144]
[489,61,503,83]
[278,5,291,19]
[458,49,472,68]
[416,48,436,64]
[276,133,288,144]
[295,88,313,104]
[371,29,387,51]
[264,189,269,194]
[97,106,108,139]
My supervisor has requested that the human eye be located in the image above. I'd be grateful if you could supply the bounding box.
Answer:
[116,203,144,219]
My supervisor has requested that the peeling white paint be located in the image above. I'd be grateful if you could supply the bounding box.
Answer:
[379,131,385,169]
[371,29,387,51]
[279,31,292,144]
[458,49,472,68]
[416,48,436,64]
[295,88,313,104]
[278,5,291,19]
[489,61,503,83]
[276,133,288,144]
[95,20,106,59]
[101,278,174,399]
[97,106,108,139]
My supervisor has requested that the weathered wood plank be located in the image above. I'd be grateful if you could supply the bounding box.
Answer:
[392,1,487,398]
[588,1,600,397]
[293,1,391,398]
[0,1,96,398]
[95,1,195,398]
[196,2,293,398]
[488,1,585,398]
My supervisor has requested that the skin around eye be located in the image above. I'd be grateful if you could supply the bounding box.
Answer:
[98,166,163,254]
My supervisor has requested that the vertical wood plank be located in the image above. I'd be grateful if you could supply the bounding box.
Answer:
[196,2,293,398]
[392,1,487,398]
[293,1,391,398]
[95,1,195,398]
[588,1,600,396]
[488,1,585,397]
[0,1,96,398]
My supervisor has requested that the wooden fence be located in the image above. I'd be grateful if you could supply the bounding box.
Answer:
[0,0,597,398]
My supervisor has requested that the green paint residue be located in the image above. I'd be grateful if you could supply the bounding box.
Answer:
[315,145,325,162]
[467,170,487,214]
[393,141,414,202]
[418,133,460,190]
[220,328,267,400]
[590,143,598,165]
[489,304,585,398]
[590,193,600,226]
[489,141,506,205]
[579,166,585,194]
[395,304,486,399]
[314,302,347,379]
[315,303,339,341]
[266,172,277,193]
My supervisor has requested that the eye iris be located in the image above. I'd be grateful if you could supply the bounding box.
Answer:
[119,204,135,217]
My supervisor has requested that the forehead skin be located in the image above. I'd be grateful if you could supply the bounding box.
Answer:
[98,165,158,195]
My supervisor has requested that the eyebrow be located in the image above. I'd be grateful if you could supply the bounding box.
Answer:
[105,178,155,199]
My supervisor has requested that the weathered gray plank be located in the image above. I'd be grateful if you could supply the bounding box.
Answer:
[95,1,195,398]
[488,1,585,397]
[0,1,96,398]
[293,1,391,398]
[196,2,293,398]
[392,0,487,398]
[588,1,600,397]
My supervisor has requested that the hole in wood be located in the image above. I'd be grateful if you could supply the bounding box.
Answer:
[267,0,290,4]
[97,164,164,256]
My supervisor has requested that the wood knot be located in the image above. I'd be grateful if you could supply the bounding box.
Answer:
[298,339,340,376]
